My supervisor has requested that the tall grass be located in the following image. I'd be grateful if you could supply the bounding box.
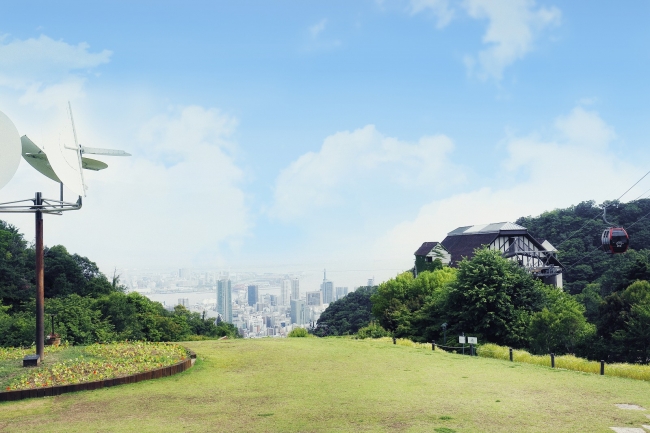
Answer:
[477,343,650,381]
[374,337,433,350]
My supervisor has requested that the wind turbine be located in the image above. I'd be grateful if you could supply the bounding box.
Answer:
[0,103,130,365]
[21,102,131,199]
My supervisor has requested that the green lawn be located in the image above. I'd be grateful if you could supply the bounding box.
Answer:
[1,338,649,432]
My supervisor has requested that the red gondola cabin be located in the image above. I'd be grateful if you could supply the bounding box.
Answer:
[601,227,629,254]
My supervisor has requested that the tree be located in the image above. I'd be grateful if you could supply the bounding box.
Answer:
[44,245,114,298]
[0,221,33,307]
[445,248,545,348]
[599,280,650,363]
[371,268,456,341]
[315,286,376,337]
[528,288,595,354]
[45,295,115,345]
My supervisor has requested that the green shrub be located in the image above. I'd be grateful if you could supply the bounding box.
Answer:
[288,328,310,337]
[355,322,390,339]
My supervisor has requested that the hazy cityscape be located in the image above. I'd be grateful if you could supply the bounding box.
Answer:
[121,267,375,338]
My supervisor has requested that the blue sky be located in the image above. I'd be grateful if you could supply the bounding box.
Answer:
[0,0,649,290]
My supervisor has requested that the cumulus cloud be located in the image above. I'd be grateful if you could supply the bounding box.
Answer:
[462,0,561,80]
[270,125,464,221]
[410,0,455,28]
[0,34,111,87]
[0,32,251,271]
[374,107,643,268]
[2,105,250,269]
[0,34,111,110]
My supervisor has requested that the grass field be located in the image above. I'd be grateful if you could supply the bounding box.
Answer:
[1,338,650,432]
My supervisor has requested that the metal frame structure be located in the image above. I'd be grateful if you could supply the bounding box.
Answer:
[0,192,81,361]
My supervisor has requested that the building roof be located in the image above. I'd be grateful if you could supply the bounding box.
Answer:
[414,241,440,256]
[446,222,527,236]
[441,233,498,264]
[440,221,563,267]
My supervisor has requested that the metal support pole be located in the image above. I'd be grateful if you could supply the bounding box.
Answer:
[550,353,555,368]
[432,340,435,351]
[600,360,605,375]
[35,192,44,361]
[509,347,513,362]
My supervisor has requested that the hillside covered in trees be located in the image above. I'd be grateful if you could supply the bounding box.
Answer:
[517,199,650,295]
[0,220,237,347]
[315,198,650,364]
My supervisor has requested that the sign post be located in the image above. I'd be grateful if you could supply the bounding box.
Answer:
[459,334,466,355]
[467,337,477,356]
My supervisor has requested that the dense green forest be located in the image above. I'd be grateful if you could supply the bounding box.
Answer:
[316,199,650,364]
[517,199,650,295]
[312,286,376,337]
[0,220,238,347]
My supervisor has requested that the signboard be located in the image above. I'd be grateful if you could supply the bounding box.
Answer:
[467,337,477,344]
[458,336,466,344]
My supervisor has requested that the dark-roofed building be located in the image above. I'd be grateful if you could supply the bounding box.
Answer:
[413,242,451,277]
[415,222,564,287]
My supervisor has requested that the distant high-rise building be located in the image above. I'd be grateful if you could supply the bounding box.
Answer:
[269,294,278,307]
[281,279,291,306]
[321,269,334,304]
[179,268,190,279]
[290,278,300,300]
[217,278,232,323]
[248,285,259,307]
[290,298,306,326]
[367,277,375,287]
[335,286,348,300]
[306,291,322,306]
[178,298,189,308]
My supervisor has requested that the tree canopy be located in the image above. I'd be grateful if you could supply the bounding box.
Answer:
[314,286,376,337]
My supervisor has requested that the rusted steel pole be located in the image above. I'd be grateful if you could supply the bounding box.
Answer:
[35,192,44,361]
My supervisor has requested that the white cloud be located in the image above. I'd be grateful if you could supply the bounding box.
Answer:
[462,0,561,80]
[410,0,455,28]
[0,34,111,89]
[270,125,464,221]
[0,34,110,112]
[310,19,328,37]
[1,105,250,269]
[374,107,643,267]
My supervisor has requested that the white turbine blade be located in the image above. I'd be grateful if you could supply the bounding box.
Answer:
[45,106,86,197]
[68,101,86,196]
[81,146,131,156]
[21,135,42,154]
[81,157,108,171]
[0,111,21,191]
[21,136,62,183]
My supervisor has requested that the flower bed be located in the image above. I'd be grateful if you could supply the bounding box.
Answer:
[0,343,68,361]
[5,342,189,391]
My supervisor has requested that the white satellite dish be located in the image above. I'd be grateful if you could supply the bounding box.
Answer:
[21,103,130,197]
[0,110,22,191]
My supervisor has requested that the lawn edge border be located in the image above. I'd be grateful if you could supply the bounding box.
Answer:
[0,348,197,402]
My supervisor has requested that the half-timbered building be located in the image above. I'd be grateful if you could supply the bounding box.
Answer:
[414,222,564,287]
